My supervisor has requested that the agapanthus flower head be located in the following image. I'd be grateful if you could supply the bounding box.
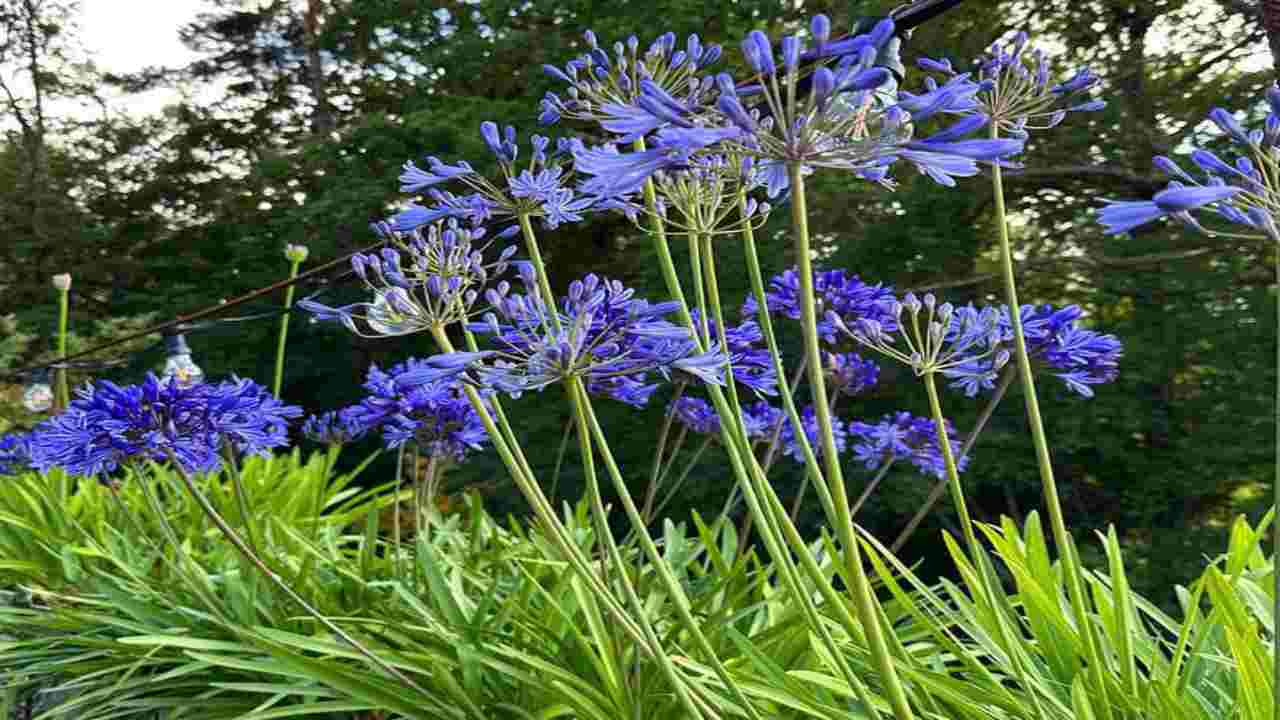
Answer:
[574,126,742,200]
[540,30,724,128]
[569,15,1024,199]
[917,31,1106,138]
[948,304,1121,397]
[671,396,720,435]
[848,411,966,479]
[834,293,1009,384]
[636,153,772,238]
[781,404,847,463]
[1096,86,1280,241]
[463,274,728,404]
[741,400,784,440]
[0,433,31,476]
[395,127,597,233]
[300,219,515,338]
[825,351,880,396]
[742,267,898,344]
[302,407,369,445]
[342,358,490,461]
[26,374,301,478]
[688,309,777,396]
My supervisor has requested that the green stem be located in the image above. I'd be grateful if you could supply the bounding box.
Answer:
[571,379,764,720]
[223,443,261,556]
[273,257,303,399]
[923,374,980,559]
[56,285,70,411]
[789,161,915,720]
[429,327,663,652]
[891,368,1014,553]
[991,133,1111,720]
[519,214,562,334]
[688,234,710,345]
[639,148,880,715]
[643,382,686,522]
[850,458,895,520]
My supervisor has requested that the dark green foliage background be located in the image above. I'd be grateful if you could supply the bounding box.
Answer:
[0,0,1272,607]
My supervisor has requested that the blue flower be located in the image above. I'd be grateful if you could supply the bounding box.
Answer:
[918,32,1106,137]
[345,359,490,461]
[302,408,369,445]
[741,401,784,440]
[944,304,1122,397]
[27,374,301,478]
[742,268,898,344]
[849,412,966,479]
[672,396,720,435]
[781,404,847,464]
[466,274,728,404]
[1095,89,1279,241]
[301,220,515,337]
[826,352,880,397]
[540,30,723,128]
[0,433,31,476]
[1097,185,1241,235]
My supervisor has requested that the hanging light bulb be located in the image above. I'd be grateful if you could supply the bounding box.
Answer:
[21,368,54,412]
[162,332,205,388]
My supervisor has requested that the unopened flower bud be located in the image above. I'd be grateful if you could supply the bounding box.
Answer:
[52,274,71,292]
[285,244,310,263]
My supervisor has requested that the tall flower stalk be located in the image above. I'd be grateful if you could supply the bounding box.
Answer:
[273,244,308,398]
[53,273,71,411]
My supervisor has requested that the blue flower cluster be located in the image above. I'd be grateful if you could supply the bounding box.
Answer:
[26,374,301,477]
[1097,88,1278,240]
[0,433,31,477]
[918,31,1105,138]
[825,351,880,397]
[849,412,965,479]
[941,304,1122,397]
[455,273,729,406]
[672,396,720,435]
[743,267,899,343]
[301,221,517,337]
[781,405,848,464]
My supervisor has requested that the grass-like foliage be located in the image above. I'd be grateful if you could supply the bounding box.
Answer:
[0,456,1271,719]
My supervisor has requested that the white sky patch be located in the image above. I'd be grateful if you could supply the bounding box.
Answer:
[77,0,209,116]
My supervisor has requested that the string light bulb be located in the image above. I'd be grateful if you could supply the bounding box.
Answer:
[162,332,205,388]
[21,368,54,412]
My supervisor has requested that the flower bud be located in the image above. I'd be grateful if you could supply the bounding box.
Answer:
[284,243,310,263]
[51,274,71,292]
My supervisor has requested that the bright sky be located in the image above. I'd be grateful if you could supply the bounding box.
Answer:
[79,0,205,72]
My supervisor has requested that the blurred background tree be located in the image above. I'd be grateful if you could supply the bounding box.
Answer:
[0,0,1271,606]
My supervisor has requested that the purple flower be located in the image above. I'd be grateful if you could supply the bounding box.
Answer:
[303,408,370,445]
[1096,89,1280,241]
[672,397,720,435]
[1097,185,1241,235]
[742,268,898,344]
[0,433,31,476]
[346,359,490,461]
[918,32,1106,137]
[781,405,847,464]
[946,304,1122,397]
[467,274,727,404]
[741,401,784,440]
[825,352,880,396]
[848,412,966,479]
[301,220,515,337]
[540,30,723,128]
[26,374,301,478]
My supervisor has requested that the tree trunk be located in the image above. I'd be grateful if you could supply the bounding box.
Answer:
[1264,0,1280,78]
[304,0,334,135]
